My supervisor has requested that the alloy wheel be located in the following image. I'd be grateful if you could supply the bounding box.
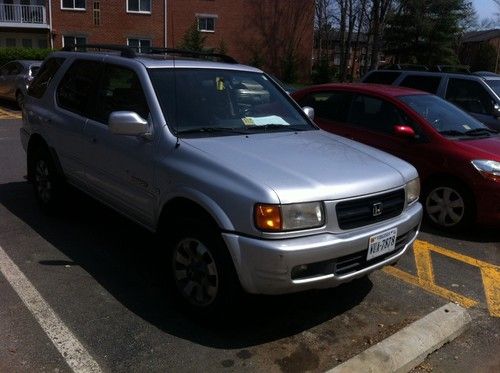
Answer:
[173,238,219,307]
[425,186,465,227]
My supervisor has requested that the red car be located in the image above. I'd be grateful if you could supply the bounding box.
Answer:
[292,84,500,229]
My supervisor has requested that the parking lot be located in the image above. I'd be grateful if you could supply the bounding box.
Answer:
[0,108,499,372]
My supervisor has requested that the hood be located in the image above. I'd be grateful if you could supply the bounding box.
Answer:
[454,136,500,161]
[181,130,418,203]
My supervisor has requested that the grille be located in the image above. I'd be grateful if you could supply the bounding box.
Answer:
[334,227,416,276]
[336,189,405,229]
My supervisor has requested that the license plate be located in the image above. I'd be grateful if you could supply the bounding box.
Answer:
[367,228,398,261]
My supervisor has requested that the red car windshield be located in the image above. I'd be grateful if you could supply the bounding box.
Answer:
[399,94,496,137]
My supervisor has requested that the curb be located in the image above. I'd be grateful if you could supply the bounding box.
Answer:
[327,302,471,373]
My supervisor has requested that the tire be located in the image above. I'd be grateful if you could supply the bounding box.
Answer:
[423,180,473,230]
[164,221,240,317]
[16,92,24,109]
[30,146,64,213]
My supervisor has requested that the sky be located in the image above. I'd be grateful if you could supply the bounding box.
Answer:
[474,0,498,20]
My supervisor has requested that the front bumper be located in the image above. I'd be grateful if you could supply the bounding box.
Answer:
[223,202,422,294]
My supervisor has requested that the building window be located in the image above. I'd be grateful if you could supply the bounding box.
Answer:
[128,38,151,53]
[6,38,16,47]
[63,35,87,47]
[93,1,100,25]
[61,0,86,10]
[38,39,48,48]
[197,16,216,32]
[127,0,151,13]
[22,39,33,48]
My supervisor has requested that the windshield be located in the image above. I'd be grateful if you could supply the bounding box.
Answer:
[399,94,493,137]
[485,79,500,97]
[149,68,313,137]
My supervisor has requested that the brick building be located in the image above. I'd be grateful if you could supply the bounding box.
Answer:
[0,0,314,80]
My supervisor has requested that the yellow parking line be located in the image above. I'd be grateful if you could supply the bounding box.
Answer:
[481,267,500,317]
[385,240,500,317]
[383,266,479,309]
[414,241,435,283]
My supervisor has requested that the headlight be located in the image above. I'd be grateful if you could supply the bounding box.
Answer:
[254,202,325,231]
[406,178,420,204]
[471,160,500,182]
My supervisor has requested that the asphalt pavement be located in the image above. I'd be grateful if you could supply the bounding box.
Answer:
[0,115,498,372]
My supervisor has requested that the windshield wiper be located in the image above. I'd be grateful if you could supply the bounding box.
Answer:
[177,127,247,135]
[244,124,307,132]
[464,128,498,136]
[439,130,466,137]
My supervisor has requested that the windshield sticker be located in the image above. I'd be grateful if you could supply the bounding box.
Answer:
[216,77,225,91]
[463,124,471,130]
[242,115,290,126]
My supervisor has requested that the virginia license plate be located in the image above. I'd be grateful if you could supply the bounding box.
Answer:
[367,228,398,261]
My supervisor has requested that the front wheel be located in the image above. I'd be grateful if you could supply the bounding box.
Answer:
[424,182,473,230]
[166,222,240,316]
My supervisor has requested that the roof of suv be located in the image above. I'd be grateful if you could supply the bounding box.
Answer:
[50,49,262,73]
[365,69,493,82]
[305,83,427,98]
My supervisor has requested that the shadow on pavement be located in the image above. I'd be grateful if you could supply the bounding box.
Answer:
[420,220,500,243]
[0,99,21,111]
[0,181,372,349]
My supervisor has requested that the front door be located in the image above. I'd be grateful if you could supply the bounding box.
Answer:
[82,63,157,226]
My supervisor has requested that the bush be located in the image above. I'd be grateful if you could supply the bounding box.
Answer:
[0,47,52,67]
[311,58,336,84]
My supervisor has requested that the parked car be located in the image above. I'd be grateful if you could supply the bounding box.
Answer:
[361,69,500,131]
[292,84,500,230]
[0,60,41,108]
[21,47,422,314]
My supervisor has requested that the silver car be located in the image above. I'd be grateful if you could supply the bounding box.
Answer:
[21,47,422,314]
[0,60,40,108]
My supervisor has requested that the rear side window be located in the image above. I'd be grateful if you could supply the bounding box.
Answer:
[445,78,494,115]
[57,60,103,116]
[298,91,352,122]
[399,75,441,94]
[363,71,401,85]
[28,58,65,99]
[94,64,149,124]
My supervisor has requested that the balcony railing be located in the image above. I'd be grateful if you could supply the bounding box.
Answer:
[0,4,47,25]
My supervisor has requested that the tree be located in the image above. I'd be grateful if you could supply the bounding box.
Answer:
[248,0,314,82]
[384,0,474,66]
[178,22,206,52]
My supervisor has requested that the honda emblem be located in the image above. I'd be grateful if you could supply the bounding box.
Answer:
[372,202,383,216]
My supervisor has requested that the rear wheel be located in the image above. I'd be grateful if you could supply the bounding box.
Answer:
[30,146,64,213]
[424,181,473,230]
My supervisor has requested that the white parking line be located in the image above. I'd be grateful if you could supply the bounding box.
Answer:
[0,244,102,373]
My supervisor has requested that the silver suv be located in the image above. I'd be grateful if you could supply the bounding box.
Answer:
[21,46,422,314]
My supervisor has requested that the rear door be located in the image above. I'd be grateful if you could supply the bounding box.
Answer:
[53,58,103,183]
[82,63,157,226]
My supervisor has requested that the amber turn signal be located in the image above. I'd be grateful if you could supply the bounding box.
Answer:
[254,204,282,231]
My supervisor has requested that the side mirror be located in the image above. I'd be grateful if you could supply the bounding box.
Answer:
[109,111,150,138]
[393,125,416,139]
[493,104,500,118]
[302,106,315,120]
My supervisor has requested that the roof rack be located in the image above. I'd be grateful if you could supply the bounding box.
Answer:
[379,64,429,71]
[145,48,238,64]
[434,65,470,74]
[61,44,136,58]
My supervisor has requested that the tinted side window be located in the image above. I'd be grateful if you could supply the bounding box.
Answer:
[400,75,441,94]
[94,65,149,124]
[0,62,19,76]
[298,91,352,122]
[28,58,66,99]
[348,94,404,133]
[363,71,401,84]
[57,60,103,116]
[445,78,493,115]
